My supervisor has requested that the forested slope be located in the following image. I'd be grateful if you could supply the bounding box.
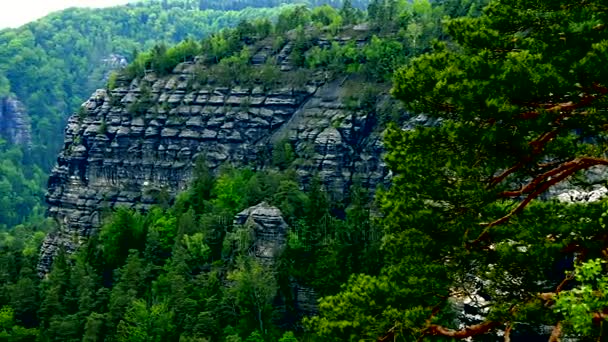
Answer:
[0,1,487,340]
[0,0,296,229]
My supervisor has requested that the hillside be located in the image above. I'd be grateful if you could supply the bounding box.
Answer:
[10,1,608,342]
[0,0,299,229]
[0,1,463,340]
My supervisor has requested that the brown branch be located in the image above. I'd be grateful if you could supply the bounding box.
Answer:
[518,84,608,121]
[425,321,501,338]
[548,321,562,342]
[377,326,395,342]
[504,323,512,342]
[489,83,607,192]
[488,129,561,189]
[471,157,608,246]
[489,161,526,188]
[555,273,575,293]
[593,312,608,324]
[499,158,577,198]
[483,158,608,228]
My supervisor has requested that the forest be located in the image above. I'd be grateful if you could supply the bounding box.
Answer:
[0,0,301,229]
[2,0,608,341]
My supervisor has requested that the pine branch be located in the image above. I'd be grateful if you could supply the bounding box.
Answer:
[472,157,608,246]
[424,321,501,338]
[488,129,561,189]
[548,321,562,342]
[504,323,512,342]
[517,84,608,121]
[475,158,608,246]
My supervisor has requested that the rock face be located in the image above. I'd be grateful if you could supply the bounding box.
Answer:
[234,202,289,262]
[233,202,318,316]
[39,65,392,272]
[0,96,31,146]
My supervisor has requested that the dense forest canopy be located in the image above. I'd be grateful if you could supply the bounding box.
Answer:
[4,0,605,341]
[0,1,504,341]
[141,0,371,11]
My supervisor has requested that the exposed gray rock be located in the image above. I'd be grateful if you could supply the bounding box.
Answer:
[234,203,318,317]
[234,202,288,261]
[40,44,392,273]
[0,96,31,146]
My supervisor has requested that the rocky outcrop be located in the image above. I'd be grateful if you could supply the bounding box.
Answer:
[234,202,289,262]
[40,34,392,272]
[234,202,318,317]
[0,96,31,146]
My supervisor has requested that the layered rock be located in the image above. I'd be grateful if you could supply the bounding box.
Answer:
[0,96,31,146]
[234,202,289,262]
[40,55,392,272]
[233,202,318,316]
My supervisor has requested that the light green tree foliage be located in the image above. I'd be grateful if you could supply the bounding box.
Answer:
[400,0,443,53]
[278,331,298,342]
[0,306,39,340]
[311,5,342,28]
[183,233,211,261]
[227,257,278,335]
[211,167,253,215]
[555,259,608,336]
[0,74,10,96]
[310,0,608,340]
[117,299,174,342]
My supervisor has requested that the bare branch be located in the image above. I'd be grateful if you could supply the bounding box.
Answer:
[425,321,501,338]
[548,321,562,342]
[478,158,608,236]
[504,323,512,342]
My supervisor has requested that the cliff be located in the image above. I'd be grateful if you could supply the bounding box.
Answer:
[0,96,31,147]
[39,36,392,272]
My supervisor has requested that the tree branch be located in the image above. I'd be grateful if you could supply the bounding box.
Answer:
[548,321,562,342]
[488,129,561,189]
[517,84,608,121]
[471,158,608,246]
[504,323,512,342]
[482,158,608,229]
[425,321,501,338]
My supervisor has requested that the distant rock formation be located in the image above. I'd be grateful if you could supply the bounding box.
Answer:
[233,202,318,317]
[234,202,289,262]
[0,96,31,146]
[39,35,392,273]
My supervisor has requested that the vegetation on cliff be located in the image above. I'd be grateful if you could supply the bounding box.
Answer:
[4,0,608,341]
[0,0,297,229]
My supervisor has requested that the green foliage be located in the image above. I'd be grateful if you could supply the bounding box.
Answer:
[99,209,146,269]
[0,75,10,97]
[227,257,278,335]
[310,0,608,340]
[272,139,295,170]
[117,299,175,342]
[276,6,311,33]
[211,167,253,215]
[555,259,608,337]
[278,331,298,342]
[0,143,47,229]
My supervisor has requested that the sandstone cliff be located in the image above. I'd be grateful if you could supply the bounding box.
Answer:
[0,96,31,147]
[40,37,392,272]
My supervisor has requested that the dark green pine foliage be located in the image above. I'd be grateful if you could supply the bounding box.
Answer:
[310,0,608,340]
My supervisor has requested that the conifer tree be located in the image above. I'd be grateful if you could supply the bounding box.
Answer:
[310,0,608,340]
